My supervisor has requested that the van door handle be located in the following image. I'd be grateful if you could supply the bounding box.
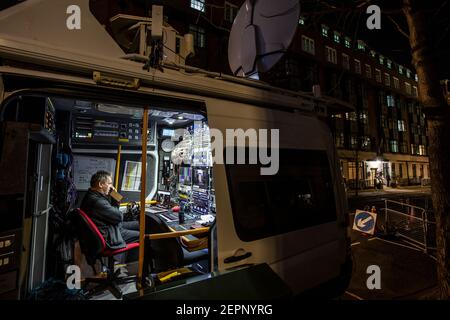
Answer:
[224,250,252,264]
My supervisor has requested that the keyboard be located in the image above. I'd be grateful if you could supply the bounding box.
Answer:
[146,206,168,214]
[162,212,179,221]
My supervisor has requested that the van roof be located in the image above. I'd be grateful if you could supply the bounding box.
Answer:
[0,0,353,114]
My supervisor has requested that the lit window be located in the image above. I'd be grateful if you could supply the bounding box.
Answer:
[189,24,206,48]
[325,46,337,64]
[333,31,340,43]
[370,50,376,58]
[190,0,205,12]
[298,16,305,25]
[342,53,350,70]
[412,86,418,97]
[361,137,371,150]
[224,2,238,22]
[393,77,400,89]
[301,35,315,55]
[344,37,351,48]
[335,132,344,148]
[357,40,365,51]
[321,24,329,37]
[387,60,392,69]
[354,59,361,74]
[384,73,391,86]
[399,65,404,75]
[350,136,358,149]
[346,112,357,121]
[405,82,412,95]
[406,69,411,78]
[375,69,381,83]
[387,95,395,107]
[365,64,372,78]
[418,145,426,155]
[398,120,406,132]
[415,74,418,82]
[379,55,384,65]
[390,140,399,153]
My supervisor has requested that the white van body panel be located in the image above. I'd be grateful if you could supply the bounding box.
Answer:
[206,99,347,293]
[0,0,124,59]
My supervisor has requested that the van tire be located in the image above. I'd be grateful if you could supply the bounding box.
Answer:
[295,255,353,299]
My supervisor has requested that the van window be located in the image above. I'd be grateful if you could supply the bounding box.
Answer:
[225,148,337,242]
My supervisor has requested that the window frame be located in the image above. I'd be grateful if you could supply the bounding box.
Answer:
[325,46,337,64]
[301,35,315,55]
[354,59,361,74]
[225,148,338,242]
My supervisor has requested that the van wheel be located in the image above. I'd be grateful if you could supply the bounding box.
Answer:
[295,255,353,300]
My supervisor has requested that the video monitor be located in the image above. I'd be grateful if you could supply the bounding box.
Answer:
[193,167,209,189]
[179,166,192,186]
[161,128,175,137]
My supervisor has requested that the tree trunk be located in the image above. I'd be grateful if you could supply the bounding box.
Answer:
[403,0,450,299]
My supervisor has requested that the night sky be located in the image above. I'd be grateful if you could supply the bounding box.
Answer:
[303,0,450,80]
[1,0,449,79]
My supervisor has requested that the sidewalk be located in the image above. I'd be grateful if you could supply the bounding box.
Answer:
[347,185,431,198]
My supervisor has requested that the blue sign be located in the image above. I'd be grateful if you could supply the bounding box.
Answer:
[353,210,377,234]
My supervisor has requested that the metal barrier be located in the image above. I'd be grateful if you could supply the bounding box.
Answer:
[384,199,436,254]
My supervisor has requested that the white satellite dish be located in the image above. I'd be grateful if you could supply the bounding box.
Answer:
[228,0,300,77]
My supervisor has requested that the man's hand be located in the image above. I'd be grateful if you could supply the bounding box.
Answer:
[109,185,117,194]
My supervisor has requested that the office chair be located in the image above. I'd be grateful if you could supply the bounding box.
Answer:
[71,208,140,299]
[146,213,208,273]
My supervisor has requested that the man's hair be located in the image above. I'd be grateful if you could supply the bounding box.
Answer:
[90,170,112,187]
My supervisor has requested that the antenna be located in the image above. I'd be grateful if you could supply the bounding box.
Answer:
[228,0,300,78]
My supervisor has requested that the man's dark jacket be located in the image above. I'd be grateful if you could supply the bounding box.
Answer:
[80,189,126,249]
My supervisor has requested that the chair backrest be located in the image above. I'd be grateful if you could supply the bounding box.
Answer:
[146,213,184,273]
[71,208,106,265]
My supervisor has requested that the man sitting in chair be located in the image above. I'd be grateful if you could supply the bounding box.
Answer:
[81,170,140,251]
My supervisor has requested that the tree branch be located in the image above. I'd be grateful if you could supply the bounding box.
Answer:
[386,15,409,39]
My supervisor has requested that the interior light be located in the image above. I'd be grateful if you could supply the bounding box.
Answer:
[163,118,176,125]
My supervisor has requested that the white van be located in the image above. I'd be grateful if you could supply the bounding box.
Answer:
[0,0,351,300]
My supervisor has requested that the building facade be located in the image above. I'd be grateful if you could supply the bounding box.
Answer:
[91,0,430,189]
[274,17,430,189]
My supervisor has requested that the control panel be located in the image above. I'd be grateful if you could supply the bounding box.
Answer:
[192,186,209,215]
[72,116,156,146]
[0,230,21,296]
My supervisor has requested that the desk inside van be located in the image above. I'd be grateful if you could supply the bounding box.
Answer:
[145,210,209,252]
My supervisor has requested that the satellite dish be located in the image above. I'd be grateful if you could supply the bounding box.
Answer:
[228,0,300,77]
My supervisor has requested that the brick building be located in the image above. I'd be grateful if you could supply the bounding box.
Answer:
[90,0,430,189]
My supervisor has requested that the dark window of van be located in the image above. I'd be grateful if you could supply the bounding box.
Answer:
[225,148,337,242]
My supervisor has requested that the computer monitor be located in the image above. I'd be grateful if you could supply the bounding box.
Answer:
[161,128,175,137]
[193,167,209,189]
